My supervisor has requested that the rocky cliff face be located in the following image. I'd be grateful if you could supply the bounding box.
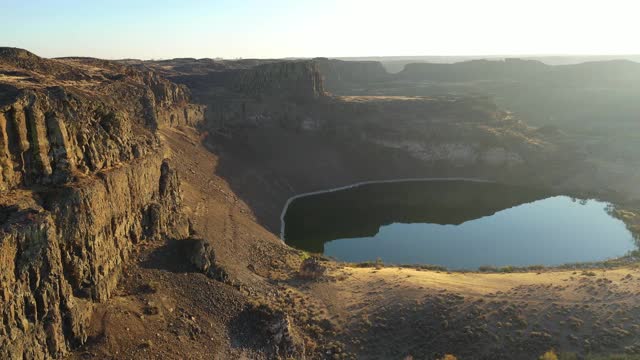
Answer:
[230,61,326,102]
[312,58,390,94]
[141,55,556,171]
[0,48,200,359]
[0,49,205,191]
[139,58,326,130]
[140,58,325,102]
[0,156,188,359]
[313,95,549,168]
[0,87,155,190]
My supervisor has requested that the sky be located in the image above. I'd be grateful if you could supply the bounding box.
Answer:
[1,0,639,59]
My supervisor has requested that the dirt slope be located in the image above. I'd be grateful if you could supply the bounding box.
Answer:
[68,126,640,360]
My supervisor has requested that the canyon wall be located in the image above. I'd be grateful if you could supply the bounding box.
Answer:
[230,61,326,101]
[0,155,188,359]
[150,57,553,170]
[312,58,390,94]
[154,59,327,130]
[140,57,566,232]
[0,48,201,359]
[0,49,576,358]
[145,55,564,174]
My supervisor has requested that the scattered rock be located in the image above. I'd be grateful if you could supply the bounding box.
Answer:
[189,238,229,282]
[299,257,326,280]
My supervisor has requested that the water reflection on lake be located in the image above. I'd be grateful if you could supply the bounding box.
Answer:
[283,181,636,269]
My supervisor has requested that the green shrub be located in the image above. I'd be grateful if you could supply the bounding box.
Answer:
[418,264,448,272]
[539,350,558,360]
[478,265,497,272]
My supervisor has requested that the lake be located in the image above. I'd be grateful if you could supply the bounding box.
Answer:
[283,180,637,269]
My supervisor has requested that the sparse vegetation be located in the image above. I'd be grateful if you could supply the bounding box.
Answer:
[299,251,311,261]
[416,264,448,271]
[539,350,559,360]
[353,258,386,269]
[478,265,497,272]
[499,265,516,273]
[299,257,326,279]
[439,355,458,360]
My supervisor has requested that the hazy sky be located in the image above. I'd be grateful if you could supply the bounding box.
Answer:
[1,0,638,59]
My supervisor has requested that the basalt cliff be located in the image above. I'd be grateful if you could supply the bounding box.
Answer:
[0,48,199,359]
[138,57,572,231]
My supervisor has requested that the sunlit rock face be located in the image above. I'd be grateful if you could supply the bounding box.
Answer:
[0,48,196,359]
[0,48,205,191]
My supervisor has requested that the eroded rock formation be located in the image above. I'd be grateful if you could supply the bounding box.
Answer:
[0,48,200,359]
[313,57,391,94]
[142,56,554,171]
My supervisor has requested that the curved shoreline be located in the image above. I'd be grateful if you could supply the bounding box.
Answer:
[279,177,494,240]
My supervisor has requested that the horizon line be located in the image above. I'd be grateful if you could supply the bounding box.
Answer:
[5,47,640,62]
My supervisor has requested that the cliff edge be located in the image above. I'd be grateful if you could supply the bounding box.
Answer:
[0,48,203,359]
